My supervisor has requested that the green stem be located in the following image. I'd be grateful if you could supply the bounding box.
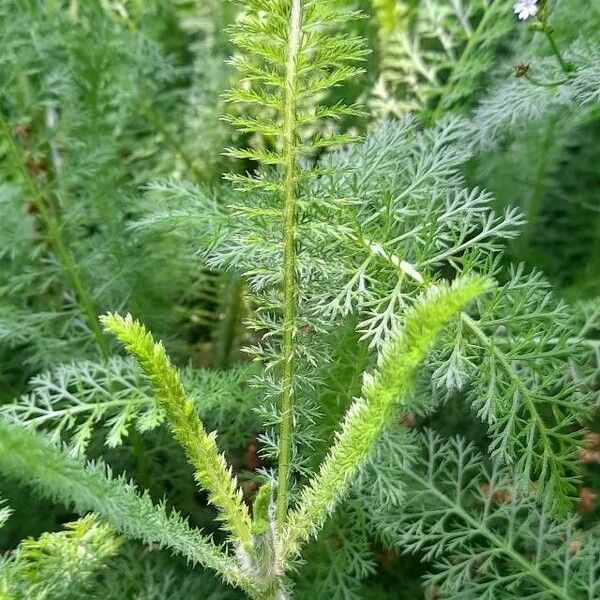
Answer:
[276,0,303,529]
[543,29,572,73]
[525,74,569,87]
[213,273,244,369]
[0,112,109,358]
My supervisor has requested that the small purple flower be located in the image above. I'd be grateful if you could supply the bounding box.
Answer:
[513,0,538,20]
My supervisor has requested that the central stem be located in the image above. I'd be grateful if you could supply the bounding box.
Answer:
[276,0,303,528]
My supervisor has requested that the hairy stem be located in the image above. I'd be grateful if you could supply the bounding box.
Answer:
[0,112,109,358]
[276,0,303,528]
[102,313,254,553]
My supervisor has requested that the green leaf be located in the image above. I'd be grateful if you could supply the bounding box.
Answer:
[101,313,254,553]
[368,431,599,600]
[283,276,491,560]
[0,420,256,597]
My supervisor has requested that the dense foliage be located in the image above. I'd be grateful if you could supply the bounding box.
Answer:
[0,0,598,598]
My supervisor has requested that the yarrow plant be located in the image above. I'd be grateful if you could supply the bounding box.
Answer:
[0,0,599,598]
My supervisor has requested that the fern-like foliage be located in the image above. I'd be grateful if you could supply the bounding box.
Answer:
[428,265,591,512]
[315,117,522,347]
[0,1,597,597]
[224,0,367,169]
[0,515,120,600]
[0,0,226,378]
[223,0,368,523]
[146,116,522,348]
[292,503,376,600]
[0,357,260,455]
[470,40,600,145]
[367,430,600,600]
[138,112,585,524]
[369,0,513,118]
[283,277,489,559]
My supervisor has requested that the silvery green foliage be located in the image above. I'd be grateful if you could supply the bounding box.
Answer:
[470,39,600,145]
[0,0,598,598]
[282,277,490,560]
[143,117,521,495]
[0,277,484,599]
[133,103,591,570]
[0,0,221,372]
[365,431,600,600]
[427,265,590,511]
[314,118,522,347]
[149,117,522,350]
[0,358,261,455]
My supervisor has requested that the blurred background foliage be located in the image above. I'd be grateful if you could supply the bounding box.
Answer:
[0,0,598,597]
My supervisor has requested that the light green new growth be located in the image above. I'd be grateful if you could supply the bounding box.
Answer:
[283,277,491,559]
[0,420,257,597]
[0,515,120,599]
[100,313,253,553]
